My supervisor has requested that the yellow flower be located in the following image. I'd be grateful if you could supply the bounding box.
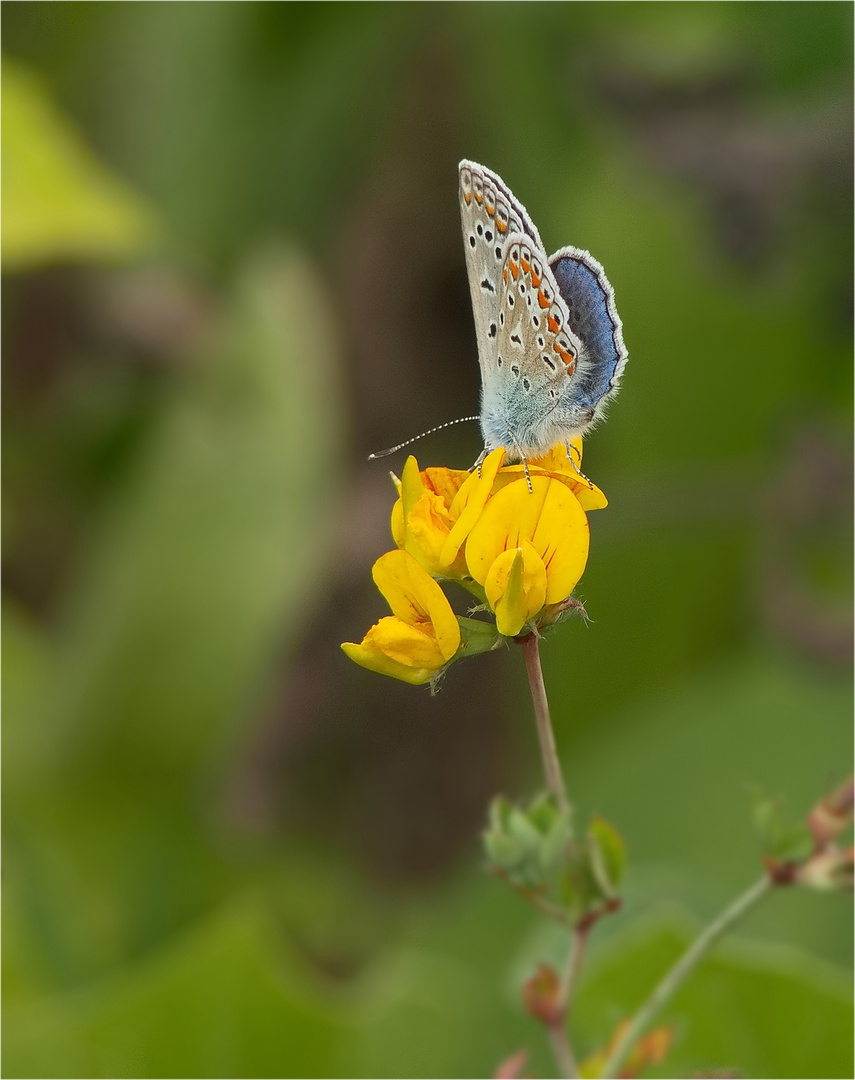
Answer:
[391,449,506,577]
[341,549,461,685]
[465,474,590,636]
[499,439,608,511]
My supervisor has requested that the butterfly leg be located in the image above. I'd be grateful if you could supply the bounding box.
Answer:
[564,441,594,489]
[521,455,532,493]
[507,432,533,493]
[470,447,489,478]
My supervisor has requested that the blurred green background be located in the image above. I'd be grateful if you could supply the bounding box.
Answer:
[3,3,852,1078]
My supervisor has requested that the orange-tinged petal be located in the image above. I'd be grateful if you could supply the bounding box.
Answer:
[485,541,548,637]
[420,465,470,509]
[394,457,469,576]
[407,491,465,575]
[440,447,506,566]
[372,549,460,660]
[466,476,589,603]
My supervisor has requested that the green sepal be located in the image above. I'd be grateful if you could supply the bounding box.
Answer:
[455,616,503,657]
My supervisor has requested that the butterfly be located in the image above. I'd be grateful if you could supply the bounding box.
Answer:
[459,160,627,466]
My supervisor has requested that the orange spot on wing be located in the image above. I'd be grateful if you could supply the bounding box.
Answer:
[509,260,519,280]
[503,268,508,284]
[530,269,541,287]
[537,289,550,309]
[463,192,472,205]
[496,219,508,233]
[520,256,531,273]
[554,343,576,370]
[547,314,560,333]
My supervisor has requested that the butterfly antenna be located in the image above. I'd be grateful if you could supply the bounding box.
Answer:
[368,416,480,460]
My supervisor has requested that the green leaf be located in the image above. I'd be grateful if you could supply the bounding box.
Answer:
[2,897,349,1080]
[2,58,158,270]
[4,247,345,987]
[574,912,854,1079]
[588,815,627,897]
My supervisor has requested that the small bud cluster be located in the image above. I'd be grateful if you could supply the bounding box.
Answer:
[484,793,625,927]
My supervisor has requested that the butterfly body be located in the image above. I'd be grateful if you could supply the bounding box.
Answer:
[459,160,627,461]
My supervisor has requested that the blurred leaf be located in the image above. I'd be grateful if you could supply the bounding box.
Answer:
[1,57,158,270]
[4,246,345,986]
[566,651,853,962]
[588,816,626,897]
[3,897,349,1080]
[573,914,854,1079]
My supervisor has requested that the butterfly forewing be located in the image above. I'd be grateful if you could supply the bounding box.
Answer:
[459,160,542,381]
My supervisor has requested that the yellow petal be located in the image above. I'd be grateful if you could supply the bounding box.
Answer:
[407,490,461,572]
[572,481,608,511]
[391,496,405,548]
[342,625,438,686]
[372,549,460,660]
[465,476,589,603]
[529,439,583,473]
[440,447,506,566]
[484,541,548,637]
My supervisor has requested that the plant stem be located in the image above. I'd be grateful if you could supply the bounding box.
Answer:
[520,633,569,815]
[600,873,774,1079]
[549,1021,578,1080]
[547,926,590,1079]
[559,926,589,1019]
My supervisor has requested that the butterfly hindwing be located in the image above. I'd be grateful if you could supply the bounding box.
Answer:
[549,246,627,427]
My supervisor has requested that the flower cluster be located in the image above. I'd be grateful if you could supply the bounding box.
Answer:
[342,440,607,686]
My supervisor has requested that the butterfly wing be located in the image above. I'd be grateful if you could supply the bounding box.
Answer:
[459,160,543,384]
[460,161,628,459]
[549,246,628,427]
[483,233,585,458]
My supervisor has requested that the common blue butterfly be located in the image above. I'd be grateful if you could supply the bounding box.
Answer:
[459,160,627,464]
